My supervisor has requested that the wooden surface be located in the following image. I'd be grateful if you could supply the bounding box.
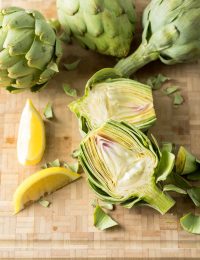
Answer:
[0,0,200,259]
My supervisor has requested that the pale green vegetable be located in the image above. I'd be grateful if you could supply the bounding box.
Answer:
[164,86,178,95]
[115,0,200,77]
[64,59,80,71]
[69,68,156,135]
[156,151,175,183]
[180,213,200,234]
[92,199,114,211]
[39,199,51,208]
[187,188,200,207]
[43,102,53,119]
[161,142,174,153]
[176,146,200,176]
[163,184,187,195]
[57,0,136,57]
[79,120,175,214]
[0,7,62,92]
[63,83,77,97]
[48,159,61,167]
[173,93,184,106]
[147,74,169,90]
[93,205,118,230]
[165,172,191,190]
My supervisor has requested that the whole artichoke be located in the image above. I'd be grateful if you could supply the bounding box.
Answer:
[69,68,156,135]
[0,7,62,93]
[79,120,175,214]
[115,0,200,77]
[57,0,136,57]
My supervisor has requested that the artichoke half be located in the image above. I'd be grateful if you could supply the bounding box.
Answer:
[115,0,200,77]
[0,7,62,93]
[57,0,136,57]
[79,120,175,214]
[69,68,156,135]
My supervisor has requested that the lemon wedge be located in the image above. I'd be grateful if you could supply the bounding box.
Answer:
[17,99,45,166]
[13,167,81,214]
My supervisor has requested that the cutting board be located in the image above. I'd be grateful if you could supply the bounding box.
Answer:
[1,0,200,258]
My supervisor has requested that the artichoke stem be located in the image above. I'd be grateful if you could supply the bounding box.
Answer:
[143,181,175,215]
[114,43,159,77]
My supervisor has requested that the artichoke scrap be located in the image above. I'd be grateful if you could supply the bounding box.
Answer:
[57,0,136,57]
[115,0,200,77]
[69,68,156,135]
[79,120,175,214]
[0,7,62,93]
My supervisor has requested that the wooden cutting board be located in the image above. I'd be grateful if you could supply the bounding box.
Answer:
[1,0,200,258]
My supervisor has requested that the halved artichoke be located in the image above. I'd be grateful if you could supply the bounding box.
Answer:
[115,0,200,77]
[0,7,62,93]
[79,120,175,214]
[57,0,136,57]
[69,68,156,135]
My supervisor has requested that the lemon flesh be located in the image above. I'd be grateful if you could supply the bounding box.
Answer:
[13,167,81,214]
[17,99,45,166]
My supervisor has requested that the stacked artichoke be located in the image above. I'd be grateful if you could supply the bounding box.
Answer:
[0,7,62,92]
[57,0,136,57]
[115,0,200,76]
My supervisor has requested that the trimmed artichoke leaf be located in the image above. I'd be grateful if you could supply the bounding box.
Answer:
[176,146,200,175]
[161,142,174,153]
[43,102,53,119]
[63,83,77,97]
[163,86,178,95]
[39,199,51,208]
[187,171,200,181]
[165,172,191,190]
[79,120,175,214]
[187,188,200,207]
[93,205,118,231]
[156,151,175,183]
[173,93,184,106]
[71,149,81,159]
[92,199,114,211]
[180,213,200,235]
[48,159,61,167]
[64,161,83,174]
[63,59,80,71]
[146,74,169,90]
[163,184,187,195]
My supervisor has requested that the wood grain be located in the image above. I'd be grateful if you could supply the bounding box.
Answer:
[0,0,200,258]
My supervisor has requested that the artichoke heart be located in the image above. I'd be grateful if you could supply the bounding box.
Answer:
[57,0,136,57]
[115,0,200,77]
[79,120,175,214]
[0,7,62,92]
[69,68,156,135]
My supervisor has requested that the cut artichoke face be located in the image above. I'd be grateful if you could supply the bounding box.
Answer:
[0,7,62,92]
[57,0,136,57]
[79,120,175,214]
[69,69,156,134]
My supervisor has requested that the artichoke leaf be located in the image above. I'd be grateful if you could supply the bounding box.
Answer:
[180,213,200,235]
[156,151,175,183]
[187,188,200,207]
[93,205,118,231]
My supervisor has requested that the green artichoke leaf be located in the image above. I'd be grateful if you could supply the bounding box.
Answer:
[79,120,175,214]
[180,213,200,235]
[161,142,174,153]
[69,68,156,134]
[43,102,53,119]
[187,188,200,207]
[35,18,56,45]
[175,146,200,175]
[93,205,118,231]
[156,151,175,183]
[163,184,187,195]
[164,172,191,190]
